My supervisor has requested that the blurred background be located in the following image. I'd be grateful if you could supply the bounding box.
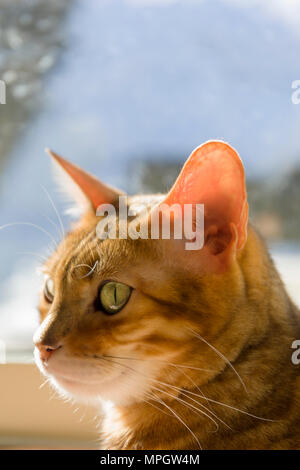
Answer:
[0,0,300,359]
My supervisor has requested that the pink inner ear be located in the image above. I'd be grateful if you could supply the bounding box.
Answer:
[46,149,123,210]
[164,141,248,250]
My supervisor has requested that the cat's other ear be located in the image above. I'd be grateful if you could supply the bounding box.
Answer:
[46,149,124,214]
[153,141,248,271]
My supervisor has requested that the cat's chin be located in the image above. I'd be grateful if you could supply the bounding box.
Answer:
[39,364,125,405]
[34,349,148,407]
[48,371,146,407]
[48,374,106,405]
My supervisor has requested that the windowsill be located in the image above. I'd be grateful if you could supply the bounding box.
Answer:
[0,436,96,450]
[0,363,99,450]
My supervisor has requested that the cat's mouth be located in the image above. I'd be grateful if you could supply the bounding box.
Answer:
[34,346,134,401]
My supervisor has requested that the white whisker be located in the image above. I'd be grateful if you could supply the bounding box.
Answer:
[0,222,58,249]
[186,327,248,394]
[151,391,202,449]
[17,251,48,263]
[39,184,65,240]
[101,354,274,424]
[74,261,99,278]
[103,354,215,373]
[151,383,219,432]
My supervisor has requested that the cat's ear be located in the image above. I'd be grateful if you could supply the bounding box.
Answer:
[152,141,248,270]
[46,149,124,213]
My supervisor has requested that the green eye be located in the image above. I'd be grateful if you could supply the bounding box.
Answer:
[99,282,132,315]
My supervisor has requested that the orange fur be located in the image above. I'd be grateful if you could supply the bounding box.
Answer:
[34,142,300,449]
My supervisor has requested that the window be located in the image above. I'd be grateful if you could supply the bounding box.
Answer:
[0,0,299,448]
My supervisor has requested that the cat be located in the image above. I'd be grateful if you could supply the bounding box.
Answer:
[34,141,300,450]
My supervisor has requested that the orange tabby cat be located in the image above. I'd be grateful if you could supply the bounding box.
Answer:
[34,141,300,449]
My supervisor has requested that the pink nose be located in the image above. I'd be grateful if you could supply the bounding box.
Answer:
[36,344,61,363]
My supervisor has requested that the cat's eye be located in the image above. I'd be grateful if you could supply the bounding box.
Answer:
[99,282,132,315]
[44,277,55,303]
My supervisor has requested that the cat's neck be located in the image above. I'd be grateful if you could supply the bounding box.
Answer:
[100,226,299,450]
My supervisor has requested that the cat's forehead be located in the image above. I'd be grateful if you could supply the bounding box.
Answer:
[48,230,126,281]
[44,195,164,281]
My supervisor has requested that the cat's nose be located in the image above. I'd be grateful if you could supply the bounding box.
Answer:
[36,343,62,363]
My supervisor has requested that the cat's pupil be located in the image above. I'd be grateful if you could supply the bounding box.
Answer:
[99,281,132,315]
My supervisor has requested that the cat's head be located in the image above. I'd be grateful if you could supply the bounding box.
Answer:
[34,141,248,407]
